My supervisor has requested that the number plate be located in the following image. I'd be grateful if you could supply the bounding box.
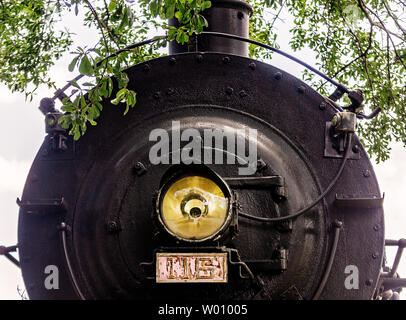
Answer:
[156,253,228,283]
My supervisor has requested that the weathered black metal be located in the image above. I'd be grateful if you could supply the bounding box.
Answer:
[17,52,387,300]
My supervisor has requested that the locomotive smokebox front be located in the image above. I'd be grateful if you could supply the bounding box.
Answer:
[17,0,386,300]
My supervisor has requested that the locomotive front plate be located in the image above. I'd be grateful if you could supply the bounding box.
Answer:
[156,253,228,283]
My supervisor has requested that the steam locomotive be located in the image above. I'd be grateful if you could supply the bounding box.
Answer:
[2,0,405,300]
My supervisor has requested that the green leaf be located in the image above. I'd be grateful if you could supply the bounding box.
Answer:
[202,1,211,10]
[73,128,81,141]
[69,79,81,90]
[79,55,94,76]
[68,56,79,72]
[108,0,116,12]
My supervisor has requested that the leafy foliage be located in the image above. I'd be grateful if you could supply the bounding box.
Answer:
[0,0,405,163]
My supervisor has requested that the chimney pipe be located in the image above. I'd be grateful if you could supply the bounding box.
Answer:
[168,0,253,57]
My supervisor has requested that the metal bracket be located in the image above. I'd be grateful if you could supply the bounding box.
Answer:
[17,197,67,214]
[0,245,20,268]
[334,194,384,209]
[377,238,406,299]
[324,122,360,159]
[139,246,287,281]
[224,175,287,200]
[245,248,288,272]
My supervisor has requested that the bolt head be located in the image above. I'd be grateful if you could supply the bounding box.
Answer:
[239,90,247,98]
[298,86,306,94]
[319,102,327,110]
[365,279,374,286]
[225,87,234,95]
[249,62,256,70]
[222,56,231,64]
[274,72,282,80]
[107,221,121,233]
[331,114,341,127]
[169,57,176,65]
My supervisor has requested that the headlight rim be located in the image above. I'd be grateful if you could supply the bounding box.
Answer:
[155,165,234,243]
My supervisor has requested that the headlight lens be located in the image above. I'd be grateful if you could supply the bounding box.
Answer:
[159,175,230,241]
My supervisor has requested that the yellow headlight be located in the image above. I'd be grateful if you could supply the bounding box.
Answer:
[159,175,230,241]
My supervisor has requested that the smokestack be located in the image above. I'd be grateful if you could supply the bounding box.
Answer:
[168,0,253,57]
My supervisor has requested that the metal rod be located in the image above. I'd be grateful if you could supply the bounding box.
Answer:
[59,222,86,300]
[240,133,353,223]
[389,246,405,277]
[385,239,401,246]
[313,220,343,300]
[384,239,406,277]
[52,31,352,104]
[52,35,167,102]
[200,31,350,93]
[0,245,20,268]
[381,278,406,291]
[4,253,20,268]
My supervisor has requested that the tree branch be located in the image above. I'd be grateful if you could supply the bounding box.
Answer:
[357,0,404,41]
[382,0,406,36]
[83,0,120,52]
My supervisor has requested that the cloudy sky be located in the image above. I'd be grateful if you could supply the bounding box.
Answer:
[0,5,405,300]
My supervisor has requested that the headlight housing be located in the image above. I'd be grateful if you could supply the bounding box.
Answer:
[156,166,234,242]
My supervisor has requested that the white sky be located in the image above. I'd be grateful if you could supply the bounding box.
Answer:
[0,5,405,300]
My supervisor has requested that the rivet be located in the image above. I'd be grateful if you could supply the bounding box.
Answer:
[274,72,282,80]
[239,90,247,98]
[365,279,373,286]
[226,87,234,95]
[249,62,256,70]
[319,102,327,110]
[372,252,379,259]
[41,149,48,156]
[153,92,161,100]
[237,11,244,20]
[298,86,306,94]
[169,57,176,65]
[352,145,359,153]
[373,225,380,231]
[143,64,151,72]
[223,56,231,64]
[133,161,147,176]
[196,54,203,62]
[107,221,121,233]
[363,170,371,178]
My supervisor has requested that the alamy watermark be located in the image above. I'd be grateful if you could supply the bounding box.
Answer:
[149,121,258,175]
[44,265,59,290]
